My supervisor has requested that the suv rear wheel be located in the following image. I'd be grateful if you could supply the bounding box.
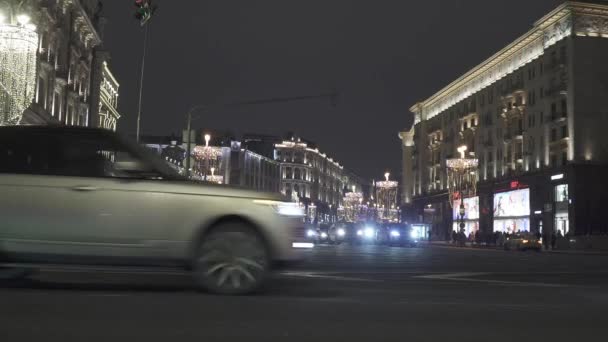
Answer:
[193,223,269,295]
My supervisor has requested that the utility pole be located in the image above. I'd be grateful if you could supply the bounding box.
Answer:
[134,0,157,142]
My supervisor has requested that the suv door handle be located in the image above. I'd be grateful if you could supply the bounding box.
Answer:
[71,186,99,192]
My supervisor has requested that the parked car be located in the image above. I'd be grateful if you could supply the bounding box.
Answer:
[0,126,312,295]
[503,233,542,251]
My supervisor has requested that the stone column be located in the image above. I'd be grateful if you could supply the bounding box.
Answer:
[399,128,416,206]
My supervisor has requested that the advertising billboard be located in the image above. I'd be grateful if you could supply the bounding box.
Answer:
[493,218,530,234]
[493,189,530,218]
[452,221,480,237]
[453,196,480,220]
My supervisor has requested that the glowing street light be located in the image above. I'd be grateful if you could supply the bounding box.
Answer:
[16,14,30,26]
[204,134,211,147]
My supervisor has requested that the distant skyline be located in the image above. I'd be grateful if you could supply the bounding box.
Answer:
[102,0,561,179]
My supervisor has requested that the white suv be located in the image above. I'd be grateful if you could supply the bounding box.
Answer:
[0,126,312,294]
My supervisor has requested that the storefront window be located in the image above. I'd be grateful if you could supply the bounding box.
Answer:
[555,184,568,203]
[493,189,531,234]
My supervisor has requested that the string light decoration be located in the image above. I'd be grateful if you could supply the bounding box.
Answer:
[342,191,363,222]
[0,18,38,125]
[191,134,222,181]
[375,172,399,222]
[447,146,479,234]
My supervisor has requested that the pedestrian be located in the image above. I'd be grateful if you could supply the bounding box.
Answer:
[551,231,557,250]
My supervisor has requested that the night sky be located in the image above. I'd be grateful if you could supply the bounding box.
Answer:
[102,0,561,180]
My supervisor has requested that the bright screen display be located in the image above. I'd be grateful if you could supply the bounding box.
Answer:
[452,221,480,237]
[493,189,530,218]
[493,218,530,234]
[453,196,480,220]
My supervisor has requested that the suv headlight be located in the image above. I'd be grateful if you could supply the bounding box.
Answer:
[254,200,305,217]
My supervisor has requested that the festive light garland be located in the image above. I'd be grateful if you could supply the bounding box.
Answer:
[0,23,38,125]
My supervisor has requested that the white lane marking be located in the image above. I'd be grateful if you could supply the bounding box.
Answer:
[280,271,382,283]
[414,272,570,288]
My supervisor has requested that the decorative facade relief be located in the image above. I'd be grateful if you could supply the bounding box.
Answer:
[544,15,573,47]
[574,14,608,37]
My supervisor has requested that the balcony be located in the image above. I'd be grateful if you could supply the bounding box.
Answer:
[546,82,568,97]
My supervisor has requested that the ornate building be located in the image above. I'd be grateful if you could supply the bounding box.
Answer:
[275,135,368,223]
[404,1,608,240]
[0,0,121,129]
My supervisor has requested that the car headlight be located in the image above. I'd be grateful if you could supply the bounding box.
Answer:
[410,231,419,239]
[356,230,363,236]
[321,232,328,238]
[253,200,305,217]
[390,230,401,237]
[337,229,346,237]
[522,240,529,244]
[364,227,375,238]
[307,230,317,237]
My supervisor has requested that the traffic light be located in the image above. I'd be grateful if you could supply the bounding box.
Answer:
[134,0,157,26]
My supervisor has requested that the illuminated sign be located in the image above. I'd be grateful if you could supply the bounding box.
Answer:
[493,189,530,218]
[551,174,564,181]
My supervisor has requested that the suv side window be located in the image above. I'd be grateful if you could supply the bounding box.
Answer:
[56,133,163,180]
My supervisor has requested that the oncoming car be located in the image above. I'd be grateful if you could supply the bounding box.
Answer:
[504,233,542,251]
[0,126,312,295]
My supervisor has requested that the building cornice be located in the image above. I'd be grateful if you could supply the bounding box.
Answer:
[411,1,608,124]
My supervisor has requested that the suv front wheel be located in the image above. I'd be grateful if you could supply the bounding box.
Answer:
[193,223,269,295]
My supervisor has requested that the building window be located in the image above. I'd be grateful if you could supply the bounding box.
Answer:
[540,112,544,124]
[561,125,568,139]
[561,151,568,166]
[551,103,557,120]
[551,128,557,142]
[561,99,568,118]
[540,87,544,99]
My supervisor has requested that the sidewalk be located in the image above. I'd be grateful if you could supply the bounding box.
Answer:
[421,240,608,255]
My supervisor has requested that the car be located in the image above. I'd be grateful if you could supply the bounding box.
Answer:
[0,126,313,295]
[354,222,378,245]
[503,233,542,251]
[328,222,348,245]
[316,224,331,244]
[384,223,418,247]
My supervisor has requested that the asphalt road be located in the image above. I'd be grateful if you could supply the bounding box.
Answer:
[2,244,608,342]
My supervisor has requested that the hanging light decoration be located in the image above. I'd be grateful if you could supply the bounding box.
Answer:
[342,191,363,222]
[0,25,38,125]
[446,146,479,207]
[375,172,399,222]
[0,4,38,126]
[446,145,479,236]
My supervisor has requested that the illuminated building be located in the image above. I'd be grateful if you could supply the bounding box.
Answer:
[0,0,121,129]
[142,131,281,193]
[275,135,368,223]
[404,1,608,240]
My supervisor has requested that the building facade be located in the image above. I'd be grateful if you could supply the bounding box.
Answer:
[143,131,281,194]
[404,1,608,240]
[0,0,121,129]
[275,136,368,223]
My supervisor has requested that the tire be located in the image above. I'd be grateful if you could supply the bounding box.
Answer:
[193,223,269,295]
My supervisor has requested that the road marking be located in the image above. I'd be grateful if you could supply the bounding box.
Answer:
[280,271,382,283]
[414,272,571,288]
